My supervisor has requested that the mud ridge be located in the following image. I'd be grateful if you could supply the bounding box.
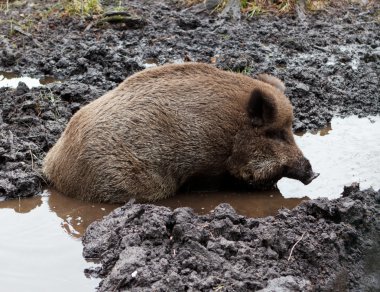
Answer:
[82,186,379,291]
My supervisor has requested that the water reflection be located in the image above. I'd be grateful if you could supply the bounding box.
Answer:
[0,195,43,213]
[48,190,121,238]
[0,190,119,238]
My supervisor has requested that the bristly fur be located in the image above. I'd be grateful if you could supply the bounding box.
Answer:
[256,73,286,93]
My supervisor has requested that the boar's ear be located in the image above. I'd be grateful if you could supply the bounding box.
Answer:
[247,88,277,127]
[256,74,286,93]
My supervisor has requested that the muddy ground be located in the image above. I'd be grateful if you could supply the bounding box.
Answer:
[0,0,379,290]
[0,0,379,199]
[83,185,380,291]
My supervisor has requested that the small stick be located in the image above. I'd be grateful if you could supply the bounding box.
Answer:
[287,231,307,261]
[29,148,34,170]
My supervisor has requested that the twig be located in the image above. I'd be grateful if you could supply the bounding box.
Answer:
[84,21,94,32]
[29,147,34,170]
[312,45,330,53]
[287,231,307,261]
[13,25,32,37]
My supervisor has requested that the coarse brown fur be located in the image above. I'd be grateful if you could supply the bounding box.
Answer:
[43,63,314,203]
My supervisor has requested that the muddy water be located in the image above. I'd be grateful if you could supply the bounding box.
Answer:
[0,190,300,292]
[0,71,60,88]
[278,115,380,199]
[0,190,119,292]
[156,190,307,217]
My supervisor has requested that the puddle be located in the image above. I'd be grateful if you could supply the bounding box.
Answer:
[0,190,120,292]
[0,189,306,291]
[278,115,380,199]
[0,115,378,291]
[0,71,60,88]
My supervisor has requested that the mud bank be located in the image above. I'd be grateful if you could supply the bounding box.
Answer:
[0,1,379,198]
[83,186,379,291]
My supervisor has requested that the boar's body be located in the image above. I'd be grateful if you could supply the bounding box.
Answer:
[43,63,317,203]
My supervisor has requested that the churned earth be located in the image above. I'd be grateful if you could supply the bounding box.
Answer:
[83,185,380,291]
[0,0,379,198]
[0,0,379,291]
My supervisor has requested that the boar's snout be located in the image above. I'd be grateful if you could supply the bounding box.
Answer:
[283,157,319,185]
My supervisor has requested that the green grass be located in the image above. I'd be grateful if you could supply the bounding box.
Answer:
[184,0,369,15]
[230,66,254,75]
[63,0,103,16]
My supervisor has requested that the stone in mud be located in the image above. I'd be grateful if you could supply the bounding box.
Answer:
[205,0,221,11]
[82,187,380,291]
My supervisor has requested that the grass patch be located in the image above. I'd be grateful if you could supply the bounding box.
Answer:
[306,0,329,11]
[242,0,265,16]
[241,1,297,15]
[230,66,254,75]
[63,0,103,16]
[184,0,374,15]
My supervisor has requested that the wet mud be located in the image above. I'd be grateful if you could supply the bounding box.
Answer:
[0,0,379,291]
[0,0,379,199]
[83,186,380,291]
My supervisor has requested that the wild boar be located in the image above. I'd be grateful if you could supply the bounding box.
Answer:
[42,63,318,203]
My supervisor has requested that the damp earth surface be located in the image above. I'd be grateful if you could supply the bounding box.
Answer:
[0,0,379,291]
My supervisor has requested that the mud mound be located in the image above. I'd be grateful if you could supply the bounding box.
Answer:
[83,187,380,291]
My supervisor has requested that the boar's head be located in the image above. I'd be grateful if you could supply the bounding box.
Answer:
[227,80,319,189]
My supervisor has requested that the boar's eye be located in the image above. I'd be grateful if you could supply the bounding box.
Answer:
[266,130,288,142]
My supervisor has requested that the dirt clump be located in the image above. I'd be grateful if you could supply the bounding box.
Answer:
[83,187,379,291]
